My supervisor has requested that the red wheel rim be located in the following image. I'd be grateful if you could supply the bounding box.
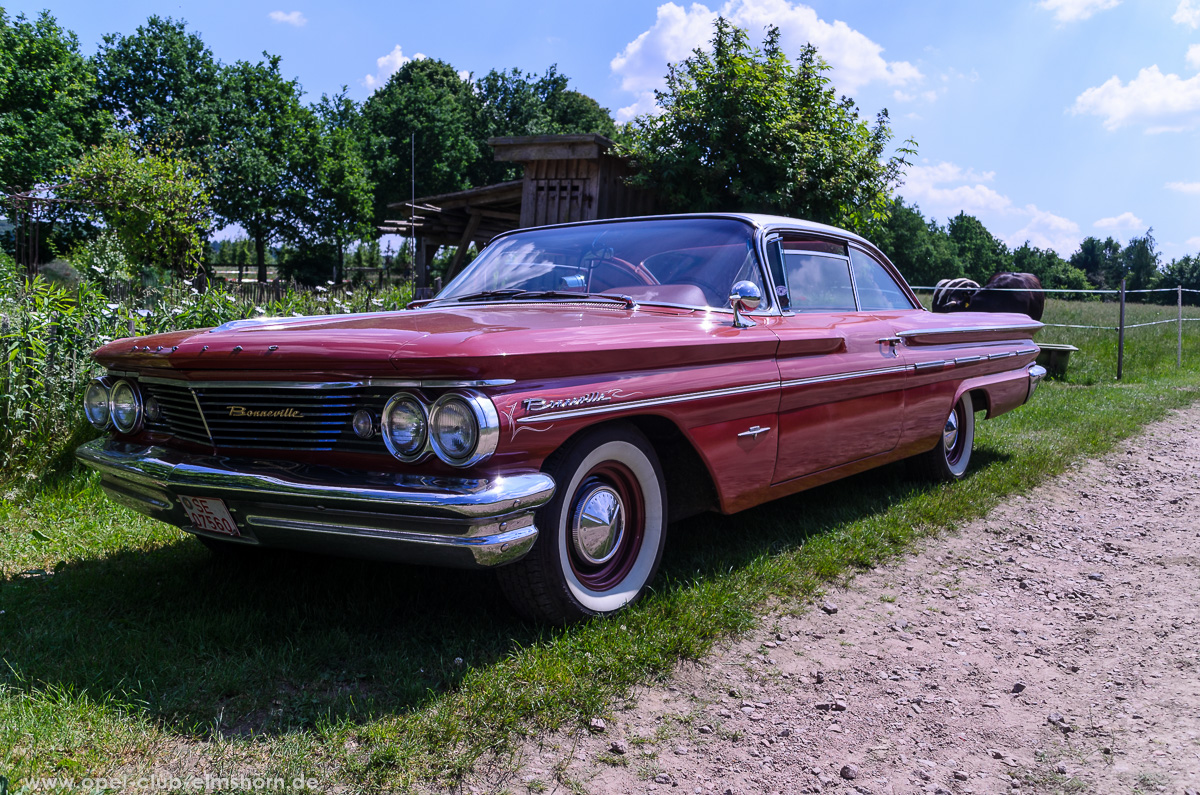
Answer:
[566,461,645,591]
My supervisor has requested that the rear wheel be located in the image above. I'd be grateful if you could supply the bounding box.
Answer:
[912,392,975,481]
[497,423,668,624]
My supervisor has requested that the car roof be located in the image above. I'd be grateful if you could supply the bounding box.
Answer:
[490,212,877,251]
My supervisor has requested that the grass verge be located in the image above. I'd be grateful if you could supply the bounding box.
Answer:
[2,299,1200,792]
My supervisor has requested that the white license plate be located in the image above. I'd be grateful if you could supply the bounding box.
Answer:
[180,495,240,537]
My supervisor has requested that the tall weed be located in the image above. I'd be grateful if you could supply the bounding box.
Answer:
[0,257,412,482]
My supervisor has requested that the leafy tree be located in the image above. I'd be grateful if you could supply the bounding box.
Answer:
[1160,254,1200,305]
[91,16,222,159]
[1069,235,1122,288]
[209,55,309,281]
[0,10,109,267]
[873,198,962,288]
[472,66,617,184]
[0,10,108,191]
[66,136,211,275]
[1118,231,1160,293]
[1010,242,1090,291]
[947,212,1012,283]
[283,90,374,283]
[623,19,914,234]
[363,58,480,223]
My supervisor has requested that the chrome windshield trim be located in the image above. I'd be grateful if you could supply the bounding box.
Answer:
[780,364,909,389]
[516,381,779,424]
[131,375,516,389]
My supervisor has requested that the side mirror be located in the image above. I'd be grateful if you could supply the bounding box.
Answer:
[729,280,762,328]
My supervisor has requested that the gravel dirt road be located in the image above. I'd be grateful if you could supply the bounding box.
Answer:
[465,403,1200,795]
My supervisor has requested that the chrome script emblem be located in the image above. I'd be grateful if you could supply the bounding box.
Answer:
[523,390,618,413]
[226,406,304,418]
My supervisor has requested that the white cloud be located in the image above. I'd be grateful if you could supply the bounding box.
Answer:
[1188,44,1200,70]
[610,0,922,121]
[1007,206,1083,254]
[364,45,426,89]
[1072,64,1200,130]
[268,10,306,26]
[899,161,1082,256]
[1167,181,1200,193]
[902,162,1009,213]
[1094,211,1144,230]
[1039,0,1120,22]
[1174,0,1200,28]
[1188,236,1200,247]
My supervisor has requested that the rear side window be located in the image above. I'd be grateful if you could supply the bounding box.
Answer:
[850,248,916,310]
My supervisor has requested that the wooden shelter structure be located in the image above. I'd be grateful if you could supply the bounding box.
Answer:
[381,134,658,289]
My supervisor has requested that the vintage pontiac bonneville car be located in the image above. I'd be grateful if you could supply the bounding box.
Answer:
[77,214,1046,623]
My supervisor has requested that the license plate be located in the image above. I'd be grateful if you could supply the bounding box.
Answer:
[180,495,240,537]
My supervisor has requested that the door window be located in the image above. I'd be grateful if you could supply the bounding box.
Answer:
[850,248,916,310]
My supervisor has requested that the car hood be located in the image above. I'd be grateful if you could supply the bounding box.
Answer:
[92,303,780,379]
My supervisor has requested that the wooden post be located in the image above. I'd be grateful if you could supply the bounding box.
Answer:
[1116,278,1126,381]
[1178,285,1184,370]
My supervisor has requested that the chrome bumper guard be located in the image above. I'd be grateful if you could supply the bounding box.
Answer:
[1026,363,1047,402]
[76,439,555,568]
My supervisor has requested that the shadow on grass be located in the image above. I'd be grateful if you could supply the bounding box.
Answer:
[0,448,1010,739]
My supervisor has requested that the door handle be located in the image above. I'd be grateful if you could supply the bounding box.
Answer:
[876,336,902,357]
[738,425,771,439]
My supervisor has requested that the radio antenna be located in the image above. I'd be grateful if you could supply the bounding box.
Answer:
[410,133,415,284]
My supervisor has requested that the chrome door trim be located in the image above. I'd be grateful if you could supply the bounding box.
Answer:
[515,381,780,423]
[779,364,909,389]
[897,324,1042,338]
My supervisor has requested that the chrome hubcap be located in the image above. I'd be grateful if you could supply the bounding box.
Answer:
[942,410,960,454]
[571,485,626,566]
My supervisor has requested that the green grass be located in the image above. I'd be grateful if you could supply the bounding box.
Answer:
[3,298,1200,791]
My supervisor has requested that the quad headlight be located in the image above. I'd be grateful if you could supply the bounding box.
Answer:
[382,393,428,461]
[84,378,111,429]
[429,393,499,467]
[108,379,143,433]
[380,391,498,467]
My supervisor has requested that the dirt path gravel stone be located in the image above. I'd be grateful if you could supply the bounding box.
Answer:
[465,404,1200,795]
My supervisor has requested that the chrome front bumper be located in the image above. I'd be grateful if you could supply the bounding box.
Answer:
[1026,363,1048,402]
[76,439,556,568]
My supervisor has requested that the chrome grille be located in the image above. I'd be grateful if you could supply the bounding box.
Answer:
[141,381,391,453]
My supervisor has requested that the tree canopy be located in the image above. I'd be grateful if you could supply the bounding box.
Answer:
[622,19,913,235]
[0,10,108,191]
[92,16,222,159]
[66,136,210,274]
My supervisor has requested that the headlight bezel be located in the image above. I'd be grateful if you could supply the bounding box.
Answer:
[381,392,429,462]
[428,392,500,468]
[84,377,112,429]
[108,378,144,434]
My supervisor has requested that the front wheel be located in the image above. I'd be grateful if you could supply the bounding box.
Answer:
[497,423,668,624]
[911,392,975,481]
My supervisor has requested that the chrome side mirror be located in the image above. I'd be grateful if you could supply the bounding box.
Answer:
[729,280,762,328]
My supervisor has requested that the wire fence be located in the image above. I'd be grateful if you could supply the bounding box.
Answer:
[911,280,1196,379]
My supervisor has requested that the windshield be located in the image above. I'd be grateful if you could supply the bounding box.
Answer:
[434,218,766,310]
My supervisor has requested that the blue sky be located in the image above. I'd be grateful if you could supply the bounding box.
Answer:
[16,0,1200,260]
